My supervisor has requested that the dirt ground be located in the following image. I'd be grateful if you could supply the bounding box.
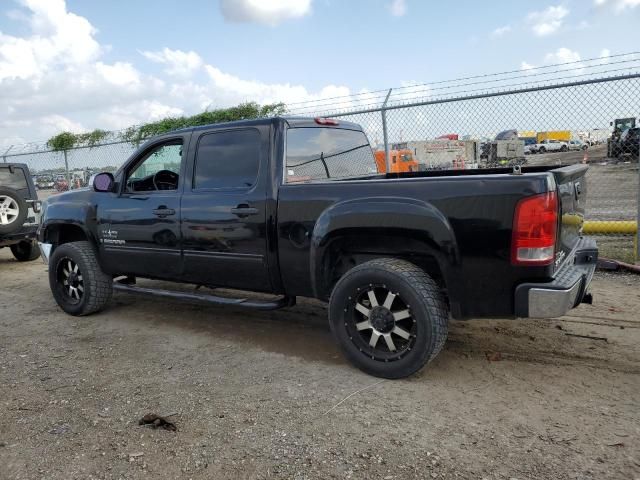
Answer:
[1,249,639,480]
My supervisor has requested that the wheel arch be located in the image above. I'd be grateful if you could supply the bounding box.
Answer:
[310,197,459,300]
[40,202,99,254]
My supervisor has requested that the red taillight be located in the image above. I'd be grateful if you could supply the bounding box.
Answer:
[314,117,339,126]
[511,191,558,266]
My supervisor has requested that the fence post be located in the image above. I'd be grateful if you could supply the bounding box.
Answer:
[381,89,392,173]
[2,145,13,163]
[63,149,70,189]
[637,148,640,264]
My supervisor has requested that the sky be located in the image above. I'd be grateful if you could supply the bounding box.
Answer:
[1,0,639,147]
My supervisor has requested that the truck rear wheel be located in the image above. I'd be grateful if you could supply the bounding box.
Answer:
[49,241,112,316]
[10,240,40,262]
[329,258,448,379]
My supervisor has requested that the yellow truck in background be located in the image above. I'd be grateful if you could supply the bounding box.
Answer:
[536,130,571,142]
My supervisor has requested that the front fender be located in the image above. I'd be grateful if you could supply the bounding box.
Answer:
[39,199,98,247]
[310,197,459,297]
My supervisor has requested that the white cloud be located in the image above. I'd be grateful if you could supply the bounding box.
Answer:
[0,0,100,81]
[599,48,611,64]
[95,62,141,86]
[0,0,369,148]
[545,47,581,65]
[520,61,537,71]
[594,0,640,12]
[491,25,511,37]
[141,48,203,77]
[526,5,569,36]
[219,0,312,26]
[389,0,407,17]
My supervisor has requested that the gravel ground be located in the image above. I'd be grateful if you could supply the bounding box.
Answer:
[1,249,639,480]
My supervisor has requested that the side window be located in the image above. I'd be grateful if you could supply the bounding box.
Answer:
[125,140,183,192]
[194,129,261,190]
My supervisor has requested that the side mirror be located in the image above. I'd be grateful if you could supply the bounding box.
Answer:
[93,172,115,192]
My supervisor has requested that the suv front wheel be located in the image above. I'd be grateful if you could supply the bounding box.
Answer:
[49,241,112,316]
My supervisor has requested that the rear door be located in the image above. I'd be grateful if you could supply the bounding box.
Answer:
[180,125,271,292]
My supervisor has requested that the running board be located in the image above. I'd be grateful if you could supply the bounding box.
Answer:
[112,283,296,310]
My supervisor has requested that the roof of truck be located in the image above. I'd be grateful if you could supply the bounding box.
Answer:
[168,116,362,136]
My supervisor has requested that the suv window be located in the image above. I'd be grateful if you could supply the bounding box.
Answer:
[0,166,28,190]
[194,129,261,190]
[286,128,376,183]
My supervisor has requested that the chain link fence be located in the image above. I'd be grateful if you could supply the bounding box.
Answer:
[3,63,640,263]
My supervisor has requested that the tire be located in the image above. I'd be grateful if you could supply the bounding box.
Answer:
[49,241,112,316]
[10,240,40,262]
[538,147,546,154]
[0,187,28,235]
[582,145,588,151]
[329,258,449,379]
[560,145,568,152]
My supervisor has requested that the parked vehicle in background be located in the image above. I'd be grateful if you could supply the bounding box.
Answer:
[567,139,589,151]
[374,149,419,173]
[607,117,636,158]
[38,116,597,379]
[537,130,571,143]
[534,139,568,154]
[0,163,42,261]
[35,175,55,190]
[618,127,640,158]
[54,178,69,192]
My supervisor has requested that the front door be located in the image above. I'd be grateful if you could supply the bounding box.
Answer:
[97,136,188,279]
[180,126,271,292]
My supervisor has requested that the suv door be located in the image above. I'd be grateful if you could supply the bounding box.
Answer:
[97,135,189,279]
[180,126,271,292]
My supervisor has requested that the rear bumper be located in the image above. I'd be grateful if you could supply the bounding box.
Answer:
[0,226,38,247]
[514,237,598,318]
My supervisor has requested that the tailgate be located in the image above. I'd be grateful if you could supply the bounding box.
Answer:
[551,164,588,269]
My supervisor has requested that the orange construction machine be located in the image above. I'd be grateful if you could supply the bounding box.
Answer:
[374,149,419,173]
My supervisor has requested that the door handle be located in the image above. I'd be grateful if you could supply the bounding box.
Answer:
[153,207,176,217]
[230,204,259,217]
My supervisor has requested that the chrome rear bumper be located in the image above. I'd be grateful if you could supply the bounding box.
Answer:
[514,237,597,319]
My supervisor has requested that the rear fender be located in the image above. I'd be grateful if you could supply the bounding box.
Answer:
[310,197,459,298]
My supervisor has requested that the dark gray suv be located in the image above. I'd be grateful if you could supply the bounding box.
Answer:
[0,163,42,261]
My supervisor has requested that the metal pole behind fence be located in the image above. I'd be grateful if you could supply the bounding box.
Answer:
[63,150,70,189]
[381,89,392,173]
[637,148,640,264]
[2,145,13,163]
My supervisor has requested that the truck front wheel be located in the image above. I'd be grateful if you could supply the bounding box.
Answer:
[329,258,449,379]
[49,241,112,316]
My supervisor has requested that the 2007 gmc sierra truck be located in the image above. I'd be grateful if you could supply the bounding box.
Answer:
[38,117,597,378]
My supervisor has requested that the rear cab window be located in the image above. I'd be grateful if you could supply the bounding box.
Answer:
[285,127,377,183]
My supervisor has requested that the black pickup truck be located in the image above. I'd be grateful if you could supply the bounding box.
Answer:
[38,117,597,378]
